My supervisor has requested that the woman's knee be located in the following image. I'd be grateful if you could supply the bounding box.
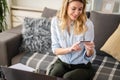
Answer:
[49,63,66,77]
[63,69,91,80]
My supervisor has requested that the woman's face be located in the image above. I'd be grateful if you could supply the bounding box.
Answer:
[67,1,83,21]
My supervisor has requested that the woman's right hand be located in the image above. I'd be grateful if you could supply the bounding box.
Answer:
[69,42,81,52]
[54,42,81,55]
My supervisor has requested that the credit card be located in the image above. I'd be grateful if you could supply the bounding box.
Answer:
[80,41,90,43]
[79,41,91,44]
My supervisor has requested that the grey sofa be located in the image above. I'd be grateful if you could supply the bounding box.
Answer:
[0,10,120,80]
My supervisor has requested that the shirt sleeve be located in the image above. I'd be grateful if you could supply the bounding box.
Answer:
[51,17,61,53]
[84,48,96,62]
[85,19,94,41]
[84,19,96,61]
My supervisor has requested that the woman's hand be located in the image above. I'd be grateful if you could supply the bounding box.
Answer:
[54,42,81,55]
[69,42,81,52]
[84,41,95,57]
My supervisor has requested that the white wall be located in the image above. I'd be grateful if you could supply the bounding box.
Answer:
[12,0,63,10]
[11,0,63,27]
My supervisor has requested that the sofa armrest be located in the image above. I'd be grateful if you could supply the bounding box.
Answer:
[0,27,22,66]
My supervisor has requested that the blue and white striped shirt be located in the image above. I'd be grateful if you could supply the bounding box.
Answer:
[51,17,96,64]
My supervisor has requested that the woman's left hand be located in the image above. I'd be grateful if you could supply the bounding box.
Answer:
[84,41,95,57]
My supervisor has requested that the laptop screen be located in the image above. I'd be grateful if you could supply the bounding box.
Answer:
[1,66,65,80]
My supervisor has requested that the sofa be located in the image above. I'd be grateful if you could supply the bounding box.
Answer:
[0,7,120,80]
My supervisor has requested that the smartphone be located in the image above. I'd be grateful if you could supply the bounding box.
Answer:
[80,41,91,43]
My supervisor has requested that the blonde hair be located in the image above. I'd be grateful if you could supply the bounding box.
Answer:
[57,0,87,35]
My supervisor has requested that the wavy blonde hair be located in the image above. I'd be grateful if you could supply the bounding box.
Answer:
[57,0,87,35]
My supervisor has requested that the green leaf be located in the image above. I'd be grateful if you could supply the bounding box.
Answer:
[0,0,9,31]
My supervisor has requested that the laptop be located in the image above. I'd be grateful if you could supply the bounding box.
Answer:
[1,66,65,80]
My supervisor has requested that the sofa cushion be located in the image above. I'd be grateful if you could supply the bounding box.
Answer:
[41,7,57,18]
[90,11,120,56]
[100,24,120,61]
[21,17,52,53]
[92,55,120,80]
[14,52,120,79]
[12,52,26,65]
[19,52,58,74]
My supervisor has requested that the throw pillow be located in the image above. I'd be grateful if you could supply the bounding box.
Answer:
[100,24,120,61]
[90,11,120,56]
[21,17,52,53]
[41,7,57,18]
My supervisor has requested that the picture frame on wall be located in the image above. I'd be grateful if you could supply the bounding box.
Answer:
[102,0,115,13]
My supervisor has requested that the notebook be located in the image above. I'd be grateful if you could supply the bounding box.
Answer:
[9,63,35,72]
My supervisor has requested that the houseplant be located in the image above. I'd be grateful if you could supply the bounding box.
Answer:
[0,0,9,32]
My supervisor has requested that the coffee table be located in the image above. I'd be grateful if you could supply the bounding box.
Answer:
[1,67,66,80]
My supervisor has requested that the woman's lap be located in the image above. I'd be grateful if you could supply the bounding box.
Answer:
[48,59,94,80]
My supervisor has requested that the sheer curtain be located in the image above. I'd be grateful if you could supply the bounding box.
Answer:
[6,0,12,29]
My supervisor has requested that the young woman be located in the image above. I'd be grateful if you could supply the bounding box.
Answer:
[49,0,96,80]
